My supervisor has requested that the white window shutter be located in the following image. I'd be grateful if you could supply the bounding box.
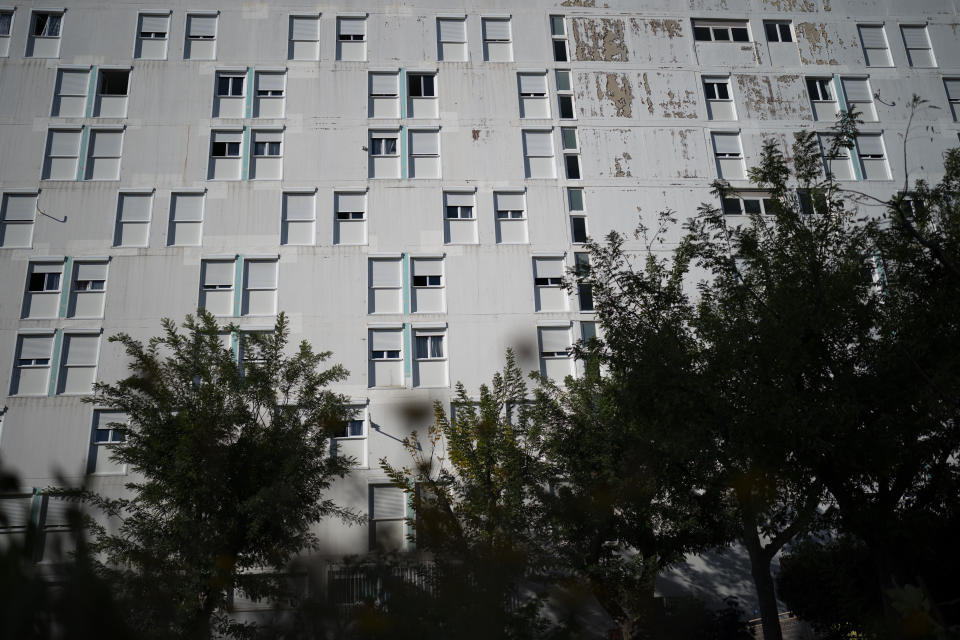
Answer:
[534,257,564,279]
[519,73,547,94]
[338,17,365,36]
[94,410,126,429]
[32,261,63,274]
[244,260,278,289]
[172,194,204,221]
[523,131,553,156]
[291,16,319,40]
[858,25,886,48]
[336,192,366,212]
[254,130,282,143]
[284,193,314,221]
[49,130,81,156]
[445,192,474,207]
[203,260,234,287]
[370,72,399,96]
[90,131,123,156]
[856,134,885,156]
[213,130,242,144]
[496,192,525,211]
[58,69,89,96]
[75,262,108,281]
[372,485,405,519]
[370,330,402,352]
[409,131,439,156]
[3,195,37,221]
[189,15,217,37]
[370,259,401,287]
[64,334,100,365]
[483,18,511,41]
[539,327,570,353]
[119,194,152,222]
[257,72,285,92]
[438,18,466,43]
[901,26,929,49]
[412,258,442,276]
[841,78,871,102]
[140,14,170,33]
[712,132,742,155]
[19,335,54,360]
[945,79,960,99]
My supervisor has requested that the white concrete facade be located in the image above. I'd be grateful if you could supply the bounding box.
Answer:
[0,0,959,561]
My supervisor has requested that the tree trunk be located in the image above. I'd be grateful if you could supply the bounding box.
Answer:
[738,497,782,640]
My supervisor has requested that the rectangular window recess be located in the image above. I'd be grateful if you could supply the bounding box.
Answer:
[411,323,448,330]
[338,12,368,18]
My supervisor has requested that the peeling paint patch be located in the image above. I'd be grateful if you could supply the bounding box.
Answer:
[644,18,683,38]
[600,73,633,117]
[571,17,628,62]
[472,129,480,141]
[661,87,697,119]
[560,0,596,5]
[640,72,654,115]
[762,0,817,10]
[613,153,632,177]
[822,0,831,10]
[734,74,813,121]
[796,22,840,65]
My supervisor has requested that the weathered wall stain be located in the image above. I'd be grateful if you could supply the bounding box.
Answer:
[636,72,697,118]
[571,17,628,62]
[662,87,697,119]
[643,17,682,38]
[560,0,596,5]
[614,152,633,177]
[762,0,817,10]
[796,22,841,65]
[630,17,687,64]
[640,72,654,115]
[601,73,633,117]
[734,74,813,120]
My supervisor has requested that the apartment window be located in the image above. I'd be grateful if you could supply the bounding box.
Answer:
[711,132,745,180]
[88,410,127,475]
[841,77,877,122]
[411,258,445,313]
[335,191,367,245]
[57,333,100,395]
[523,129,556,179]
[407,72,438,118]
[0,10,13,57]
[368,258,402,314]
[23,260,63,320]
[289,15,320,61]
[12,333,54,395]
[337,16,367,61]
[764,21,793,43]
[369,484,406,550]
[332,405,368,467]
[282,192,315,245]
[561,127,581,180]
[518,73,549,119]
[581,321,597,342]
[567,187,584,212]
[858,25,892,67]
[495,191,527,244]
[242,259,278,316]
[86,129,123,180]
[68,261,108,319]
[856,133,890,181]
[806,76,838,121]
[482,17,512,62]
[693,20,750,42]
[214,72,245,118]
[1,193,37,248]
[343,409,365,438]
[185,13,218,60]
[43,128,81,180]
[901,25,935,68]
[369,130,400,178]
[115,192,152,247]
[52,68,90,117]
[27,11,62,58]
[369,329,403,388]
[414,330,448,388]
[555,69,572,93]
[255,72,285,118]
[534,257,567,312]
[704,77,736,120]
[136,13,170,59]
[95,69,130,118]
[538,326,572,379]
[169,192,204,246]
[250,130,283,180]
[946,79,960,121]
[550,15,568,62]
[571,216,588,243]
[438,17,467,61]
[409,129,441,179]
[209,130,242,180]
[576,253,594,312]
[444,191,477,244]
[722,192,775,215]
[819,134,854,181]
[557,74,575,120]
[369,72,400,118]
[199,259,235,316]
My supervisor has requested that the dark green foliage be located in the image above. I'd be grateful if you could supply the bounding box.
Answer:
[62,310,355,639]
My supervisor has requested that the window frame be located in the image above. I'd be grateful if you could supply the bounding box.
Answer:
[414,331,446,361]
[370,133,399,157]
[0,9,14,39]
[858,24,892,67]
[288,14,320,60]
[43,127,82,180]
[210,130,242,158]
[806,76,834,102]
[12,331,55,395]
[337,16,366,42]
[57,331,102,396]
[1,192,38,249]
[186,12,217,40]
[115,191,153,248]
[281,191,316,245]
[703,77,732,102]
[241,258,279,317]
[26,260,64,294]
[368,257,403,314]
[216,71,245,98]
[550,15,568,62]
[30,10,62,38]
[408,72,437,99]
[693,20,751,43]
[168,191,205,247]
[98,68,130,97]
[764,21,793,43]
[495,191,526,220]
[722,191,775,216]
[900,24,935,68]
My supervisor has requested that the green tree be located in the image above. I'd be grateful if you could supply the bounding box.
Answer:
[66,310,357,640]
[371,349,550,639]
